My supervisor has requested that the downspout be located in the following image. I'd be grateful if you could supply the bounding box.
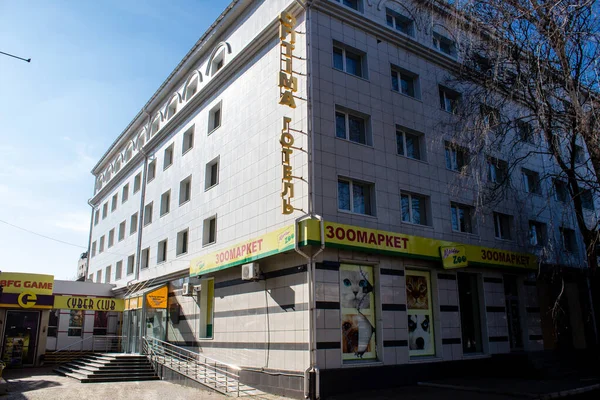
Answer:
[134,112,152,282]
[85,199,96,280]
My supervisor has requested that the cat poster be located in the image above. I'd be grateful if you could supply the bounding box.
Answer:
[406,270,435,357]
[340,264,376,361]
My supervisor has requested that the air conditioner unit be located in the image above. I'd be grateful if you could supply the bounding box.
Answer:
[241,262,260,281]
[182,283,194,296]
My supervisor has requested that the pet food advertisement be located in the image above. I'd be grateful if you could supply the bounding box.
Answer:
[406,270,435,357]
[340,264,376,361]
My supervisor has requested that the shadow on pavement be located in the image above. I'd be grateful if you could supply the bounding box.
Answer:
[2,367,63,397]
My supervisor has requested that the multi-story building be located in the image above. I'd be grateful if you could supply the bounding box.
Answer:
[77,252,87,280]
[86,0,593,397]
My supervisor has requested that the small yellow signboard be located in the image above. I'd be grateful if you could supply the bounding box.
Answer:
[440,246,468,269]
[54,295,124,312]
[146,286,168,309]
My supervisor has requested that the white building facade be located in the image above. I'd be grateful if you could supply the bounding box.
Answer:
[86,0,593,398]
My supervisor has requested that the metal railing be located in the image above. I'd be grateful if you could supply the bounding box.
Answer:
[50,335,125,365]
[142,336,244,396]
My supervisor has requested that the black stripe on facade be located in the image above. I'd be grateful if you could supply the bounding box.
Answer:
[380,269,404,276]
[486,306,506,313]
[382,304,406,311]
[489,336,509,342]
[483,277,503,284]
[442,338,461,345]
[316,342,341,350]
[214,265,306,290]
[316,302,340,310]
[383,340,408,347]
[168,341,309,351]
[316,262,340,271]
[526,307,540,313]
[529,335,543,341]
[440,305,459,312]
[214,303,307,318]
[437,273,457,280]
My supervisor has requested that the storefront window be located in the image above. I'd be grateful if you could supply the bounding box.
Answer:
[68,310,84,337]
[93,311,108,335]
[340,264,376,362]
[48,310,59,337]
[406,270,435,357]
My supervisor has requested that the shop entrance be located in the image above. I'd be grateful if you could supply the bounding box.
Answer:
[2,311,40,367]
[504,275,524,350]
[458,273,483,354]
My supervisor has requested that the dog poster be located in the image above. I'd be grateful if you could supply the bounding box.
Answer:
[340,264,376,361]
[406,270,435,357]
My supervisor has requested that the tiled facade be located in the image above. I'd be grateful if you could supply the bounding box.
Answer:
[84,0,590,398]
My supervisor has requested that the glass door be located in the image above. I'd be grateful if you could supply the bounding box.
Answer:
[458,273,483,354]
[504,275,524,350]
[2,311,40,366]
[126,309,142,353]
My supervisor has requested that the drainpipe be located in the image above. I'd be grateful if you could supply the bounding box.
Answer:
[85,199,96,280]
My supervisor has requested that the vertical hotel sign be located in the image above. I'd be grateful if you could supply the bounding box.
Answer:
[279,11,300,214]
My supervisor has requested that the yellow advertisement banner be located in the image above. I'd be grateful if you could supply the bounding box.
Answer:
[440,246,468,269]
[190,225,296,277]
[146,286,168,309]
[0,273,54,295]
[300,220,536,270]
[54,296,124,312]
[125,296,142,310]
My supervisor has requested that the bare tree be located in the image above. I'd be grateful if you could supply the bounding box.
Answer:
[434,0,600,344]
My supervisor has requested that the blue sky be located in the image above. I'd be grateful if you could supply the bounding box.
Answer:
[0,0,230,279]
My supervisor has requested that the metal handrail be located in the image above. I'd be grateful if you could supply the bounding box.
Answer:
[142,336,244,396]
[51,335,126,365]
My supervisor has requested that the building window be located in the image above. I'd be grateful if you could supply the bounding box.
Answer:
[522,168,542,195]
[177,229,189,256]
[480,104,500,131]
[118,221,126,241]
[96,270,102,283]
[335,107,371,145]
[150,118,160,137]
[203,216,217,246]
[451,203,473,233]
[211,49,225,75]
[108,229,115,248]
[493,212,513,240]
[130,212,138,234]
[553,179,569,202]
[439,86,461,114]
[164,144,174,170]
[338,178,374,215]
[111,194,118,212]
[94,210,99,226]
[167,100,177,120]
[144,202,153,226]
[133,173,142,193]
[433,31,456,57]
[487,157,508,184]
[560,227,577,253]
[127,254,135,275]
[48,310,59,337]
[182,125,195,154]
[115,260,123,280]
[401,192,429,225]
[391,66,419,98]
[581,189,595,210]
[179,175,192,205]
[105,265,112,283]
[333,43,365,78]
[445,142,468,172]
[99,236,105,253]
[141,247,150,269]
[517,120,535,143]
[337,0,363,12]
[160,190,171,216]
[147,160,156,183]
[529,220,547,247]
[199,279,215,339]
[208,102,222,133]
[205,158,219,190]
[386,8,414,36]
[157,239,168,264]
[122,184,129,203]
[185,78,198,100]
[396,128,423,160]
[93,311,108,335]
[68,310,84,337]
[91,241,97,257]
[102,203,108,219]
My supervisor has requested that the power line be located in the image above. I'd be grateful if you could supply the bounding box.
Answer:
[0,218,86,249]
[0,50,31,63]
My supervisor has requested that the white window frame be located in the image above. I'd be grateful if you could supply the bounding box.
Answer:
[127,254,135,275]
[164,144,174,170]
[133,173,141,193]
[160,190,171,216]
[147,160,156,183]
[445,142,468,172]
[108,229,115,248]
[433,31,457,57]
[391,66,419,98]
[182,125,195,155]
[400,192,429,225]
[203,216,217,246]
[205,157,220,190]
[141,247,150,269]
[522,168,541,195]
[396,127,423,160]
[385,7,414,36]
[179,175,192,205]
[450,203,473,233]
[157,239,168,264]
[143,202,153,226]
[493,212,513,240]
[122,184,129,203]
[208,102,222,134]
[337,178,374,216]
[335,107,371,146]
[177,229,189,256]
[333,43,366,78]
[130,213,138,235]
[439,86,461,114]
